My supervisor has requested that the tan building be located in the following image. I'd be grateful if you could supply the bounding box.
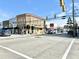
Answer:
[16,13,45,34]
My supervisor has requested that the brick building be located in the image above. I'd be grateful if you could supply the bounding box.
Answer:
[16,13,45,34]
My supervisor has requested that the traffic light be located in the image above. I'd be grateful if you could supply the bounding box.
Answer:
[60,0,64,6]
[60,0,66,12]
[62,5,66,12]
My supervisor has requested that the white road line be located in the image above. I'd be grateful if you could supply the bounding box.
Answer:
[62,39,75,59]
[0,45,33,59]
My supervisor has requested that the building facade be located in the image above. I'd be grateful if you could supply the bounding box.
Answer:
[9,18,18,34]
[3,18,18,34]
[3,20,11,28]
[16,13,44,34]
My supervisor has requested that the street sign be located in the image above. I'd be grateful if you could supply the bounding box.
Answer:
[62,16,66,19]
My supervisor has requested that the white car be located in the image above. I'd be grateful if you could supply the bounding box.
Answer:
[0,29,11,36]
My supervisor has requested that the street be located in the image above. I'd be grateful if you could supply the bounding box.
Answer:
[0,35,79,59]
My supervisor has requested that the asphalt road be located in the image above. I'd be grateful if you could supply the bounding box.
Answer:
[0,34,79,59]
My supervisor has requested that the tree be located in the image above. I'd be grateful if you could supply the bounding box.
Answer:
[67,17,73,30]
[66,17,78,36]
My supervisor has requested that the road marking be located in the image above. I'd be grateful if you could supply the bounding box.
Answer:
[62,39,75,59]
[0,45,33,59]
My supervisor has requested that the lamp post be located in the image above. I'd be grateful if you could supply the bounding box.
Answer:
[43,16,48,34]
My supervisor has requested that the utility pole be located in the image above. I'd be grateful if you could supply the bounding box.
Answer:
[72,0,75,37]
[44,16,48,34]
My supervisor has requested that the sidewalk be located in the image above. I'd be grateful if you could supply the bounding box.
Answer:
[0,34,31,40]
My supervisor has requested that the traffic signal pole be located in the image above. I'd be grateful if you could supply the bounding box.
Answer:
[60,0,75,37]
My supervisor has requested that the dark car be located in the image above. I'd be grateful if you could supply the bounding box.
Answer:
[0,29,11,36]
[46,29,53,34]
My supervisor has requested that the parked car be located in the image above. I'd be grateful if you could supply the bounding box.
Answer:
[0,29,11,36]
[46,29,56,34]
[47,30,53,34]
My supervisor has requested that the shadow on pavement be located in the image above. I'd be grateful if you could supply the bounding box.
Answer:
[42,34,76,39]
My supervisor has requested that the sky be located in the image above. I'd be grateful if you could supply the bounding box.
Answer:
[0,0,79,22]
